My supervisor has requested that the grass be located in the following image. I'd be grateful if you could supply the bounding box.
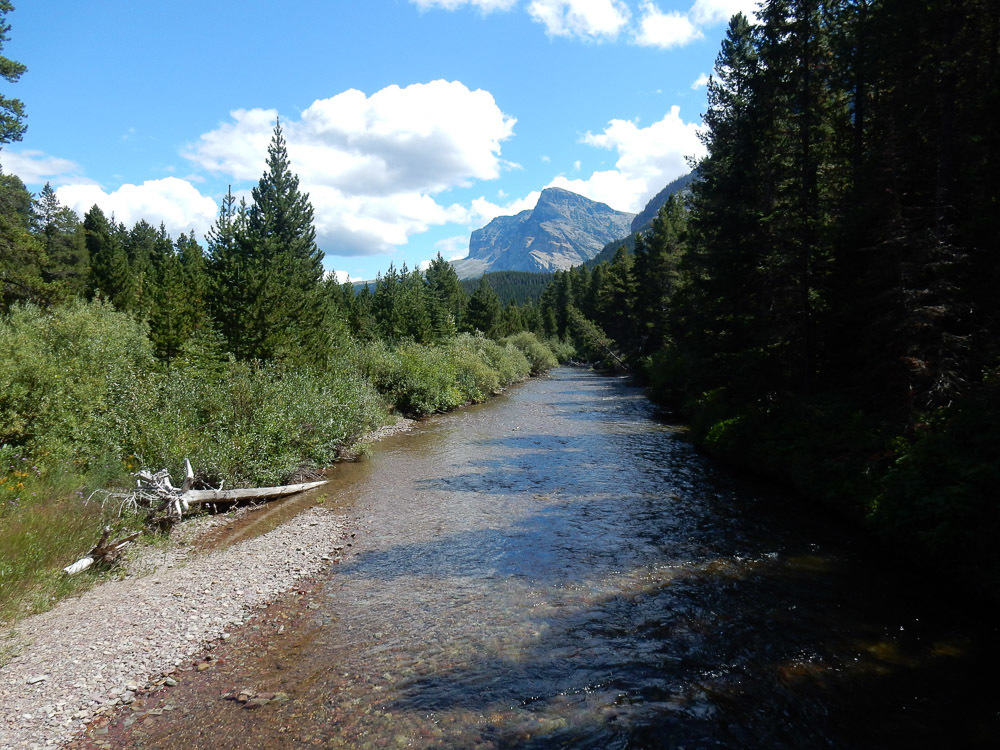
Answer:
[0,477,109,622]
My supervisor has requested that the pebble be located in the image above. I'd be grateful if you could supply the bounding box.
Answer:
[0,508,351,749]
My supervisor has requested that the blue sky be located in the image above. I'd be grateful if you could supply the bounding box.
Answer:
[2,0,755,280]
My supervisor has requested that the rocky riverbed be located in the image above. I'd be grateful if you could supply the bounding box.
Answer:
[0,506,354,749]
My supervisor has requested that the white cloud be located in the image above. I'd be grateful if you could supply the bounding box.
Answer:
[573,159,582,171]
[411,0,517,11]
[186,81,515,196]
[634,1,703,48]
[434,234,471,260]
[329,270,362,284]
[691,72,711,89]
[527,0,630,40]
[689,0,759,26]
[467,190,541,226]
[548,105,705,212]
[1,149,86,185]
[408,0,756,48]
[184,80,516,255]
[56,177,219,238]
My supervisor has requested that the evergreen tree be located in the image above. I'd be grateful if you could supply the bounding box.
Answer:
[424,253,465,337]
[0,171,53,309]
[147,242,188,362]
[400,265,432,341]
[598,247,637,346]
[32,182,87,294]
[243,120,328,362]
[373,264,405,340]
[632,195,688,355]
[176,231,207,312]
[350,283,378,340]
[123,220,161,312]
[465,276,502,338]
[84,205,135,310]
[0,1,26,147]
[499,301,525,337]
[147,231,207,363]
[205,187,256,358]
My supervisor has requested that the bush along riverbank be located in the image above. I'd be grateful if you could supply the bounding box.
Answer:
[0,299,572,623]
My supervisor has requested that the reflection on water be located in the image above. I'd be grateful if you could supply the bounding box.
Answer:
[107,368,999,748]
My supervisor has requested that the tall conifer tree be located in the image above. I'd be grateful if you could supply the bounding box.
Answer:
[85,205,135,310]
[243,120,328,362]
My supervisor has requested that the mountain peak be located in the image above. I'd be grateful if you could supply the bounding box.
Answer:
[451,188,634,278]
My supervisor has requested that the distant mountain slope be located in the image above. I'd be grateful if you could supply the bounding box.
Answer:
[451,188,634,278]
[586,171,696,268]
[629,171,696,234]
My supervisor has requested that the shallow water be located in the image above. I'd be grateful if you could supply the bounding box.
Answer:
[96,368,997,748]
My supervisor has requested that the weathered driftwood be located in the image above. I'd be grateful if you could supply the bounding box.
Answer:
[62,526,142,575]
[183,480,327,505]
[64,460,327,575]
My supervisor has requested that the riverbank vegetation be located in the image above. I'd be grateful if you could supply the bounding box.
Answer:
[0,30,569,618]
[539,1,999,596]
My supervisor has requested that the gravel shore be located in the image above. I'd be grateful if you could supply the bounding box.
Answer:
[0,506,351,750]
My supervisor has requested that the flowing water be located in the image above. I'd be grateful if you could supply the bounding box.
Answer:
[93,368,997,748]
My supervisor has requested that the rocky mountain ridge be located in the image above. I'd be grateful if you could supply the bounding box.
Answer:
[451,188,634,278]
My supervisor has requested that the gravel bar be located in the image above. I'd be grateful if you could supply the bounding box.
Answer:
[0,507,349,749]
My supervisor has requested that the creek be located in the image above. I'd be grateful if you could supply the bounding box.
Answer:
[89,367,997,748]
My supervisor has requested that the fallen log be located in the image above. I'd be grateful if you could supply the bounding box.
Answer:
[64,462,327,574]
[182,480,327,505]
[63,526,142,575]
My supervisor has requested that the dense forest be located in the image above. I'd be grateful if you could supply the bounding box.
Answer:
[460,270,553,306]
[540,0,999,593]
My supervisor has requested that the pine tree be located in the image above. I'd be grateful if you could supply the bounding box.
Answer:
[400,265,432,341]
[243,120,328,362]
[424,253,465,337]
[373,263,405,340]
[85,205,135,310]
[465,276,502,338]
[32,182,87,294]
[598,247,636,346]
[1,172,53,309]
[147,242,187,362]
[351,283,378,340]
[633,194,688,355]
[206,187,256,358]
[124,220,160,312]
[0,1,26,147]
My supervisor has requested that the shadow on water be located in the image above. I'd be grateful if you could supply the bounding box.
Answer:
[93,367,999,749]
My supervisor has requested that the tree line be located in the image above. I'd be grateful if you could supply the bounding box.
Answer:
[542,0,1000,591]
[1,121,555,365]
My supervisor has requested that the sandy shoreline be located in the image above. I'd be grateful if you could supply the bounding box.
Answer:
[0,418,415,750]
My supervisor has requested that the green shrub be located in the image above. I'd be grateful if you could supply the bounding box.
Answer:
[353,339,462,416]
[123,357,387,487]
[470,335,531,386]
[875,386,1000,594]
[445,336,502,403]
[0,299,154,469]
[544,336,576,363]
[503,331,558,375]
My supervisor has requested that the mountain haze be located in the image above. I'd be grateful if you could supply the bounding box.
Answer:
[451,188,634,278]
